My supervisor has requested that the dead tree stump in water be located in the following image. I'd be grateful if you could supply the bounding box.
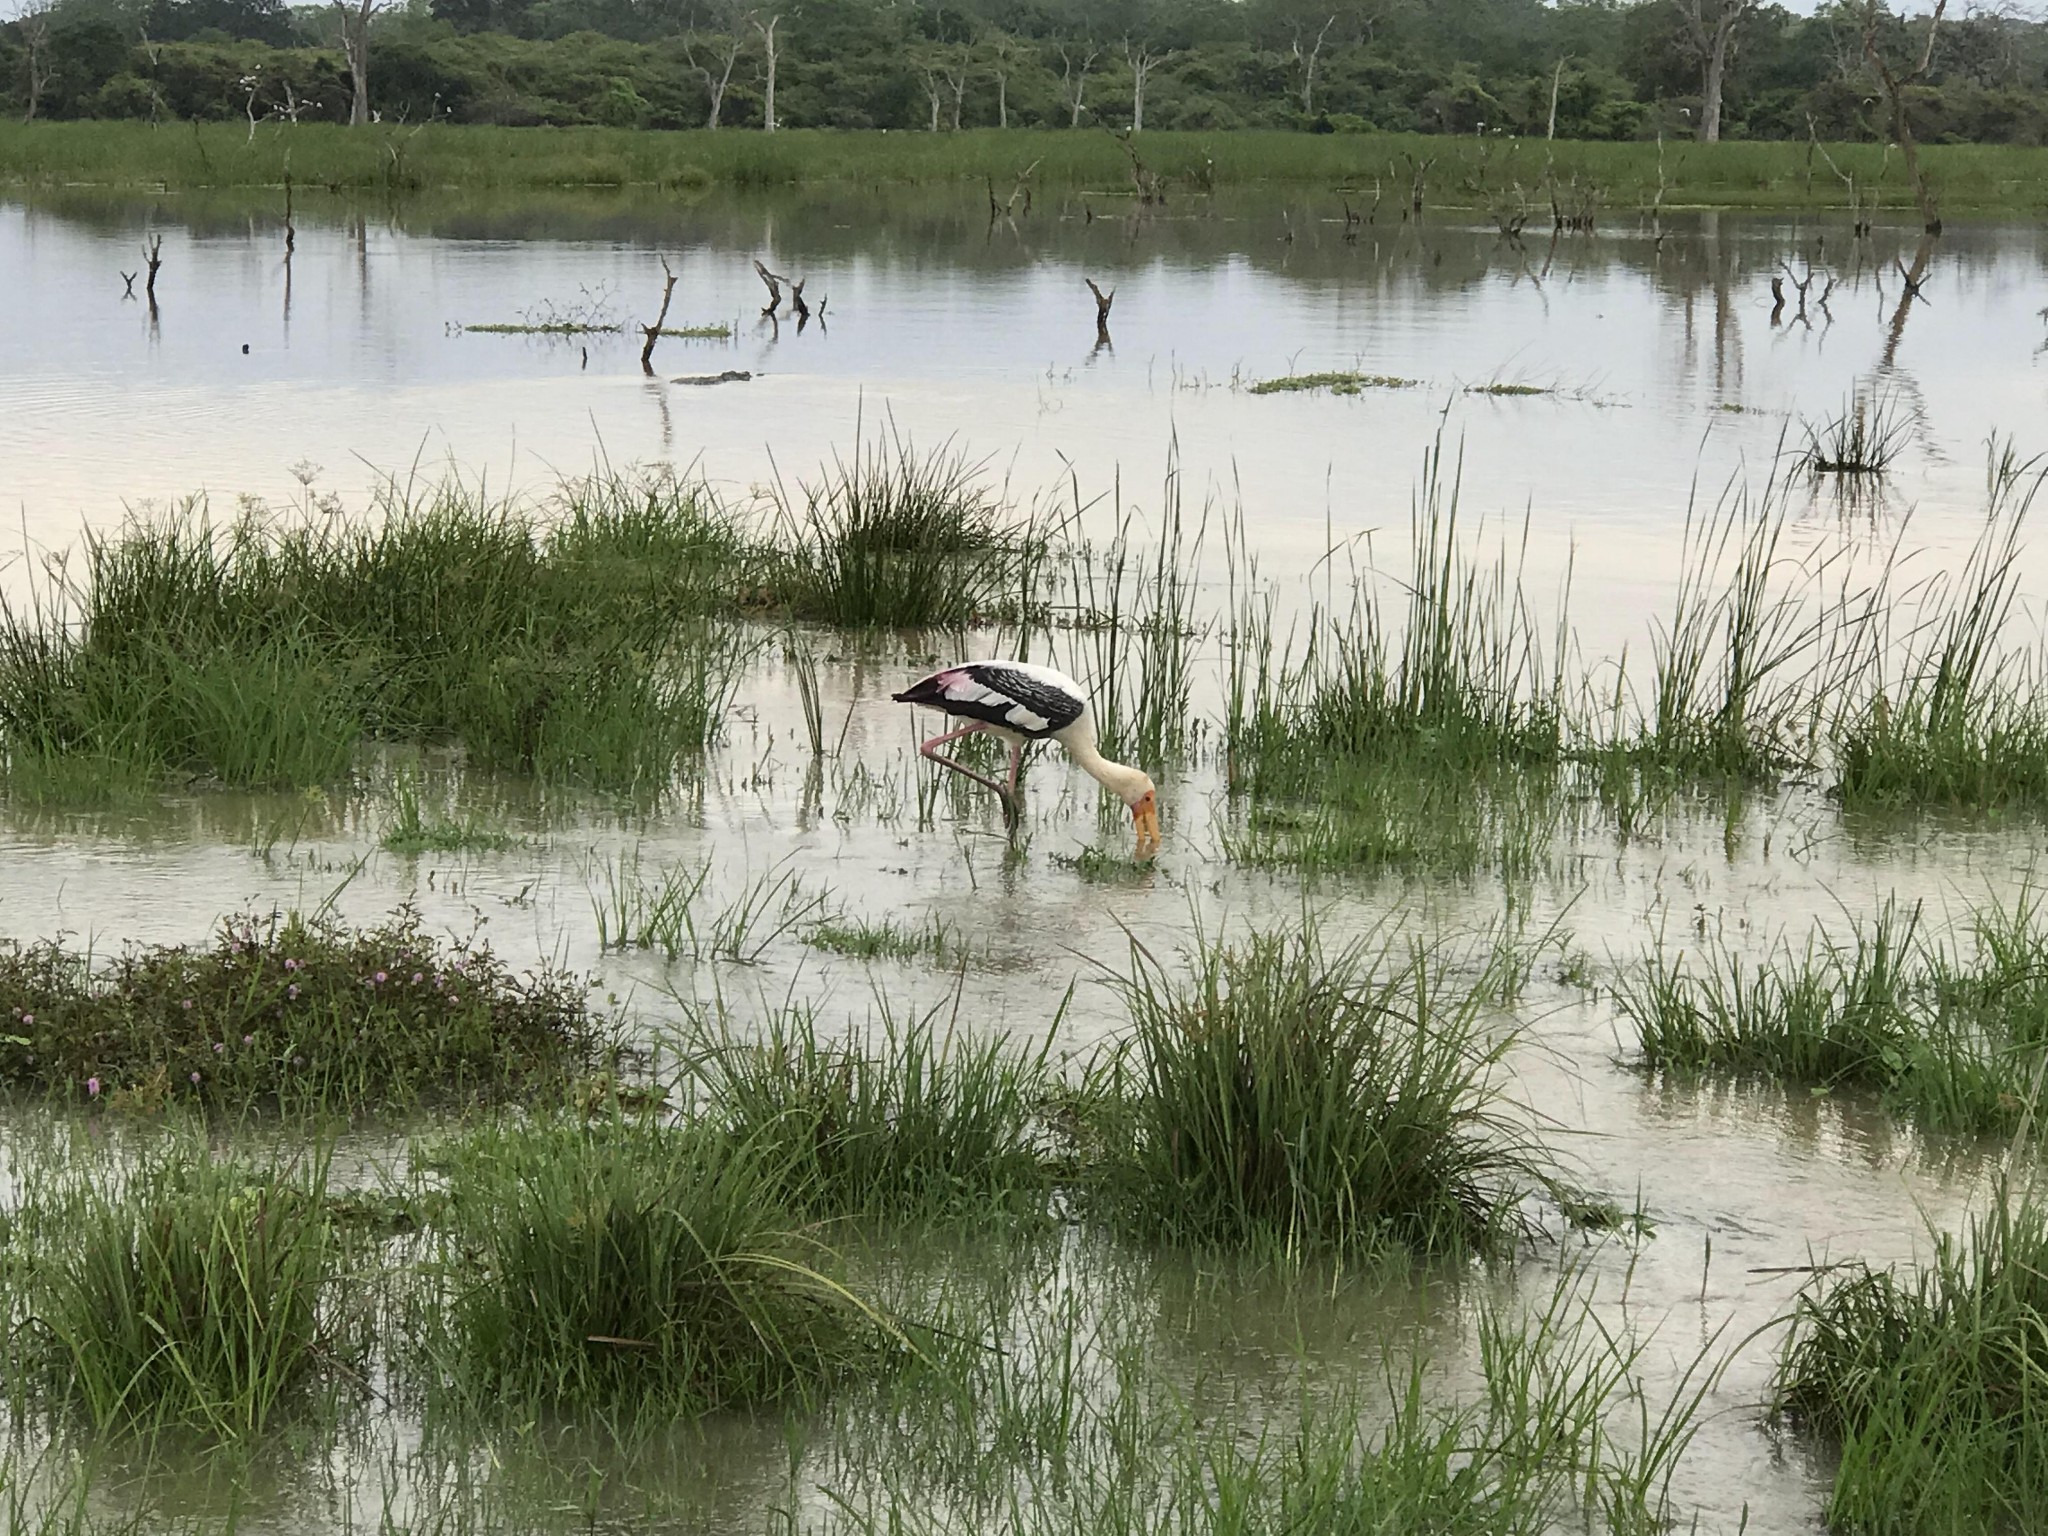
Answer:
[753,259,785,316]
[142,235,164,302]
[789,278,810,325]
[1085,278,1114,345]
[641,256,678,374]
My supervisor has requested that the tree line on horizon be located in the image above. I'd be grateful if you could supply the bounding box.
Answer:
[3,0,2043,149]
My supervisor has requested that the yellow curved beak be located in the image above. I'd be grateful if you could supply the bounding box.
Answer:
[1132,799,1162,861]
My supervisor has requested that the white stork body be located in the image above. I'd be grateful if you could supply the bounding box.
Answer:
[892,661,1161,857]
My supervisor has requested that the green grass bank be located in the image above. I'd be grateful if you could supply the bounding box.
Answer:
[5,122,2048,212]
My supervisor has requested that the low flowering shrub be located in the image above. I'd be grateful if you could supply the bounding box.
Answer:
[0,907,617,1113]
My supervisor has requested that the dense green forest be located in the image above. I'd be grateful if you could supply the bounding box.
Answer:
[3,0,2044,147]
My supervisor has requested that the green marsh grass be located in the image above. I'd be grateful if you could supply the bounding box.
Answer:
[1222,438,1571,871]
[0,909,614,1113]
[807,914,962,963]
[1830,451,2048,810]
[1247,371,1416,396]
[1618,892,2048,1136]
[1063,453,1203,770]
[588,851,828,962]
[1777,1182,2048,1532]
[0,467,748,800]
[9,123,2048,212]
[680,996,1060,1221]
[1090,920,1548,1258]
[1803,387,1913,477]
[379,774,520,854]
[765,432,1051,630]
[14,1140,354,1437]
[419,1114,880,1409]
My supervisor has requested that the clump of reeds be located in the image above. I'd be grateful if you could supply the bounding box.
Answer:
[1617,892,2048,1136]
[14,1141,353,1437]
[1777,1181,2048,1531]
[0,908,615,1113]
[1063,452,1204,770]
[1089,920,1546,1258]
[680,997,1058,1221]
[418,1114,879,1408]
[1830,453,2048,809]
[764,431,1049,629]
[0,466,747,800]
[1222,439,1569,872]
[1802,386,1911,476]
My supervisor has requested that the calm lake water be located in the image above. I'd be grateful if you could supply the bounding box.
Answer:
[4,182,2048,1532]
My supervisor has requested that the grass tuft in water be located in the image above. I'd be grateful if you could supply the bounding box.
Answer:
[680,996,1059,1222]
[1618,891,2048,1136]
[418,1114,880,1409]
[763,431,1050,629]
[0,467,748,800]
[379,774,520,854]
[1089,919,1547,1258]
[1830,455,2048,810]
[807,914,961,963]
[1777,1180,2048,1532]
[14,1140,353,1438]
[1803,386,1911,476]
[0,908,615,1113]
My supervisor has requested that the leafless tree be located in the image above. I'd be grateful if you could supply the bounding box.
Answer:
[1863,0,1950,233]
[753,12,781,131]
[915,42,969,131]
[1289,15,1336,115]
[1124,37,1173,132]
[984,31,1028,129]
[683,29,745,128]
[1546,54,1573,140]
[1057,43,1098,129]
[333,0,381,127]
[1673,0,1754,143]
[19,1,55,124]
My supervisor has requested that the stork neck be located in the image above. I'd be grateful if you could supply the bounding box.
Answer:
[1065,730,1148,805]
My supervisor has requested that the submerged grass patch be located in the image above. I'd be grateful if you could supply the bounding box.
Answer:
[1247,371,1415,396]
[0,908,614,1113]
[1778,1182,2048,1532]
[417,1114,880,1409]
[806,914,962,963]
[1089,920,1547,1258]
[1617,892,2048,1137]
[13,1140,354,1438]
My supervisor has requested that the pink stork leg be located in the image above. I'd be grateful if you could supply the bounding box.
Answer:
[919,724,1021,830]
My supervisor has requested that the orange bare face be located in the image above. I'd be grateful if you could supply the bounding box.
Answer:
[1131,789,1161,860]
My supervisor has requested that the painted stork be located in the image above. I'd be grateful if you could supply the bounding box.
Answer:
[893,660,1161,858]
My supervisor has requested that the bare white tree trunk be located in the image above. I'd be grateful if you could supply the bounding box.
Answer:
[1125,39,1170,132]
[1547,55,1570,140]
[1058,44,1097,128]
[1676,0,1754,143]
[334,0,379,127]
[1290,15,1335,116]
[686,33,744,128]
[754,13,780,131]
[20,7,53,124]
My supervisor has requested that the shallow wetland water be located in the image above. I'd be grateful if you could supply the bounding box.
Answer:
[3,180,2048,1532]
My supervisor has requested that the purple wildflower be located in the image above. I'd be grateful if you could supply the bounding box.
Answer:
[86,1077,100,1098]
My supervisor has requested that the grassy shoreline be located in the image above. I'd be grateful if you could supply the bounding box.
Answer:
[4,121,2048,212]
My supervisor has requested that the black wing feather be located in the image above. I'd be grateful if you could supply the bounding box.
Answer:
[892,664,1084,740]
